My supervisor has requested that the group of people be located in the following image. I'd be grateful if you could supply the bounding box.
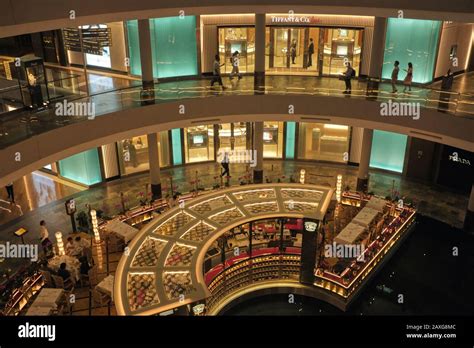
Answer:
[340,60,414,94]
[39,220,93,283]
[211,51,243,89]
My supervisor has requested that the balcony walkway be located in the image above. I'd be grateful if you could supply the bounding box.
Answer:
[1,73,473,150]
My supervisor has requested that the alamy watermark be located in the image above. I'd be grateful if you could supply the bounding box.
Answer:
[55,100,96,119]
[0,242,38,262]
[380,100,420,120]
[324,242,365,261]
[217,150,257,167]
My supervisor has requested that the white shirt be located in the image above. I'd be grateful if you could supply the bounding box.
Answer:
[40,226,49,242]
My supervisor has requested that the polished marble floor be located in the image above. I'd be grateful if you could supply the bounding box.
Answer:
[1,72,472,149]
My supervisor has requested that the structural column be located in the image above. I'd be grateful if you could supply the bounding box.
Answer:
[356,128,374,192]
[254,13,266,90]
[253,121,264,183]
[464,184,474,233]
[147,133,162,199]
[138,19,155,102]
[367,17,387,94]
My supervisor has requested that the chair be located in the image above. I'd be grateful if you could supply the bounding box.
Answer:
[92,289,111,308]
[51,274,74,291]
[40,270,54,287]
[87,266,99,286]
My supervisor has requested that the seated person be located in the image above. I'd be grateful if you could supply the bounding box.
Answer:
[79,256,91,275]
[57,262,71,280]
[65,237,75,256]
[73,236,88,256]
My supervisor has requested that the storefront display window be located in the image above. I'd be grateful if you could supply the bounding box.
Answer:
[58,149,102,185]
[382,18,441,83]
[217,123,248,155]
[263,122,284,158]
[370,130,407,173]
[127,16,198,78]
[118,133,170,175]
[184,125,215,163]
[297,123,349,162]
[322,28,363,76]
[218,27,255,74]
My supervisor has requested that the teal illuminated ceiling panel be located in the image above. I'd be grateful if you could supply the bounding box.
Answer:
[171,128,183,165]
[382,18,441,84]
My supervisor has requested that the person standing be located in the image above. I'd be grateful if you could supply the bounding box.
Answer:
[221,152,230,177]
[39,220,53,257]
[211,54,227,90]
[290,39,297,65]
[403,62,413,93]
[342,62,354,94]
[229,51,242,80]
[307,38,314,68]
[438,69,454,112]
[5,182,14,204]
[391,61,400,93]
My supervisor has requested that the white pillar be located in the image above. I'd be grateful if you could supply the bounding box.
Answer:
[147,133,162,199]
[357,128,374,192]
[253,121,264,183]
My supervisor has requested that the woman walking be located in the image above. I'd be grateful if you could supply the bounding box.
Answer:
[403,62,413,93]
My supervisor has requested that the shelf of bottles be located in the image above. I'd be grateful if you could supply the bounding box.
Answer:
[314,192,416,299]
[206,254,301,312]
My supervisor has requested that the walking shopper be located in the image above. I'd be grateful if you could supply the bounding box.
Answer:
[211,54,227,90]
[391,61,400,93]
[221,152,230,177]
[5,182,14,204]
[229,51,242,80]
[342,62,355,94]
[403,62,413,93]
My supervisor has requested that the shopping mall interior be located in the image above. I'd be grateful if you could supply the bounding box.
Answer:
[0,1,473,338]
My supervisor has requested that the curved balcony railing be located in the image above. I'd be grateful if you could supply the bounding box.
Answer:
[0,75,472,149]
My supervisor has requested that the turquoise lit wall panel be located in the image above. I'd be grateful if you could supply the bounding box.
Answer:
[171,128,183,165]
[370,130,407,173]
[382,18,441,84]
[285,122,296,159]
[150,16,198,78]
[126,20,142,76]
[59,149,102,185]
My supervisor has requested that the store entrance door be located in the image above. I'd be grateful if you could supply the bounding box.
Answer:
[268,27,320,75]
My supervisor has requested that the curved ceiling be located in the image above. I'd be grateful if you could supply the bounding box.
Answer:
[0,94,472,187]
[1,0,474,38]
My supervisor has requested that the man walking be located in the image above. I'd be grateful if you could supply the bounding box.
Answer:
[221,152,230,177]
[342,62,354,94]
[211,54,227,90]
[5,182,14,204]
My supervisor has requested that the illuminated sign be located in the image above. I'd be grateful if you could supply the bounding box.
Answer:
[271,16,311,24]
[449,152,471,166]
[304,221,318,232]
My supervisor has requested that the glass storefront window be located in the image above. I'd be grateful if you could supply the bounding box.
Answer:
[184,125,215,163]
[297,123,349,162]
[218,27,255,74]
[382,18,441,83]
[263,122,284,158]
[322,28,363,76]
[266,27,319,74]
[217,123,248,154]
[118,132,170,175]
[370,130,407,173]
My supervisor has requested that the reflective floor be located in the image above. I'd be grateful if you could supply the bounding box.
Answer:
[1,73,473,150]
